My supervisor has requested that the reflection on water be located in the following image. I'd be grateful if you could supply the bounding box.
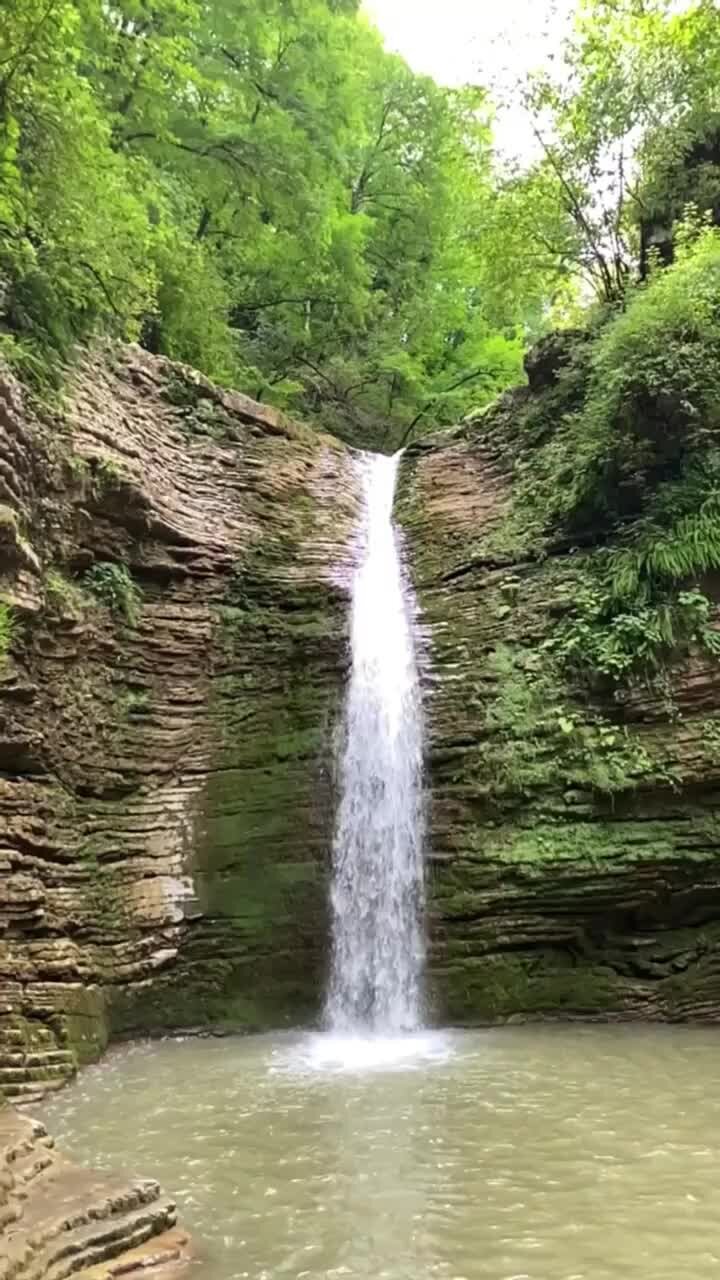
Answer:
[39,1026,720,1280]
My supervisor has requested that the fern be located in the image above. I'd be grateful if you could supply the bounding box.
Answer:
[608,496,720,605]
[83,562,141,626]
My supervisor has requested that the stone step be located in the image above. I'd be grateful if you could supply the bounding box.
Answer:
[0,1117,51,1167]
[2,1091,51,1109]
[2,1078,69,1102]
[0,1064,74,1085]
[40,1198,178,1280]
[1,1181,172,1280]
[1,1052,75,1069]
[72,1226,191,1280]
[12,1166,163,1241]
[9,1146,55,1189]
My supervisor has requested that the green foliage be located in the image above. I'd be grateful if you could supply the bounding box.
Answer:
[573,224,720,527]
[0,1,156,384]
[93,456,123,491]
[474,225,720,688]
[0,0,545,445]
[83,562,141,625]
[505,0,720,302]
[45,569,86,618]
[549,581,720,689]
[482,226,720,526]
[65,453,90,480]
[0,602,14,667]
[117,688,151,718]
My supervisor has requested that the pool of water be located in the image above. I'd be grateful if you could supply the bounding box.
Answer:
[38,1026,720,1280]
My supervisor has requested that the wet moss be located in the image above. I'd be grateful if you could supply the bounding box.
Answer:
[438,952,621,1022]
[61,987,109,1066]
[162,563,347,1032]
[398,409,720,1024]
[109,961,321,1037]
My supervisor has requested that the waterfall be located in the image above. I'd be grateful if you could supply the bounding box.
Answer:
[325,451,425,1034]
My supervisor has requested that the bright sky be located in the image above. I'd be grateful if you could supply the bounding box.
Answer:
[362,0,576,158]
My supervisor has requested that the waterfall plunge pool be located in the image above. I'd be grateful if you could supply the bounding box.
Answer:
[38,1025,720,1280]
[35,463,719,1279]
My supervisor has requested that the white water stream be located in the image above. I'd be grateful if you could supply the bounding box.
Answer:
[325,451,426,1038]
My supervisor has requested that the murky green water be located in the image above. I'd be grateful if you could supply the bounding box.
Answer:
[39,1027,720,1280]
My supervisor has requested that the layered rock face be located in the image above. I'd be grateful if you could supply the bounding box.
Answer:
[0,1110,187,1280]
[0,347,358,1098]
[398,409,720,1023]
[5,329,720,1084]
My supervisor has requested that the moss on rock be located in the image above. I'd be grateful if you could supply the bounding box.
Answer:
[398,340,720,1025]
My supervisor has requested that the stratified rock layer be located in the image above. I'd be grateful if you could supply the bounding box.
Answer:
[8,332,720,1063]
[398,424,720,1024]
[0,347,358,1094]
[0,1108,188,1280]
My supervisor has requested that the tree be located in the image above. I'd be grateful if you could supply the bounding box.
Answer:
[498,0,720,302]
[0,1,156,375]
[0,0,552,443]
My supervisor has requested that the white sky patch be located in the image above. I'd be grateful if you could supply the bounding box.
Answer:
[362,0,572,86]
[362,0,576,160]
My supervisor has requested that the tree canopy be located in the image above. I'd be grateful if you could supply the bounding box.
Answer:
[503,0,720,301]
[0,0,553,446]
[3,0,720,447]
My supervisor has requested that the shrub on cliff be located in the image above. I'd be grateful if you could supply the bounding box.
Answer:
[83,563,141,627]
[555,220,720,680]
[488,223,720,540]
[572,220,720,530]
[471,223,720,688]
[0,603,13,668]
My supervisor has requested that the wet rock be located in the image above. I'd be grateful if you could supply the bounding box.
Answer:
[0,1108,189,1280]
[0,346,359,1090]
[523,329,588,391]
[398,419,720,1024]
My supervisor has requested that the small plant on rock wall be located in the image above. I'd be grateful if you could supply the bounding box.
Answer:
[83,562,141,625]
[480,644,660,799]
[45,569,86,618]
[0,602,14,667]
[549,574,720,693]
[65,453,90,480]
[93,455,123,492]
[118,687,151,717]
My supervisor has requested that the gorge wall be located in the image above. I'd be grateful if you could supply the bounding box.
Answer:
[3,337,720,1116]
[397,359,720,1025]
[0,347,358,1102]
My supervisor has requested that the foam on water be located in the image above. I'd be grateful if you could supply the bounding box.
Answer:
[273,1030,453,1075]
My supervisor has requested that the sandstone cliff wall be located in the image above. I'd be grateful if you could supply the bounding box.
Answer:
[5,337,720,1099]
[0,347,358,1099]
[398,414,720,1023]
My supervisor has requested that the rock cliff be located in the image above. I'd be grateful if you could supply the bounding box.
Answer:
[4,333,720,1096]
[0,346,358,1100]
[398,371,720,1023]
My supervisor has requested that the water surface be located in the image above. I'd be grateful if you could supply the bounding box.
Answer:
[40,1027,720,1280]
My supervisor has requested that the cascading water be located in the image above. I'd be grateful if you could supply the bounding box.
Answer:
[325,450,425,1035]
